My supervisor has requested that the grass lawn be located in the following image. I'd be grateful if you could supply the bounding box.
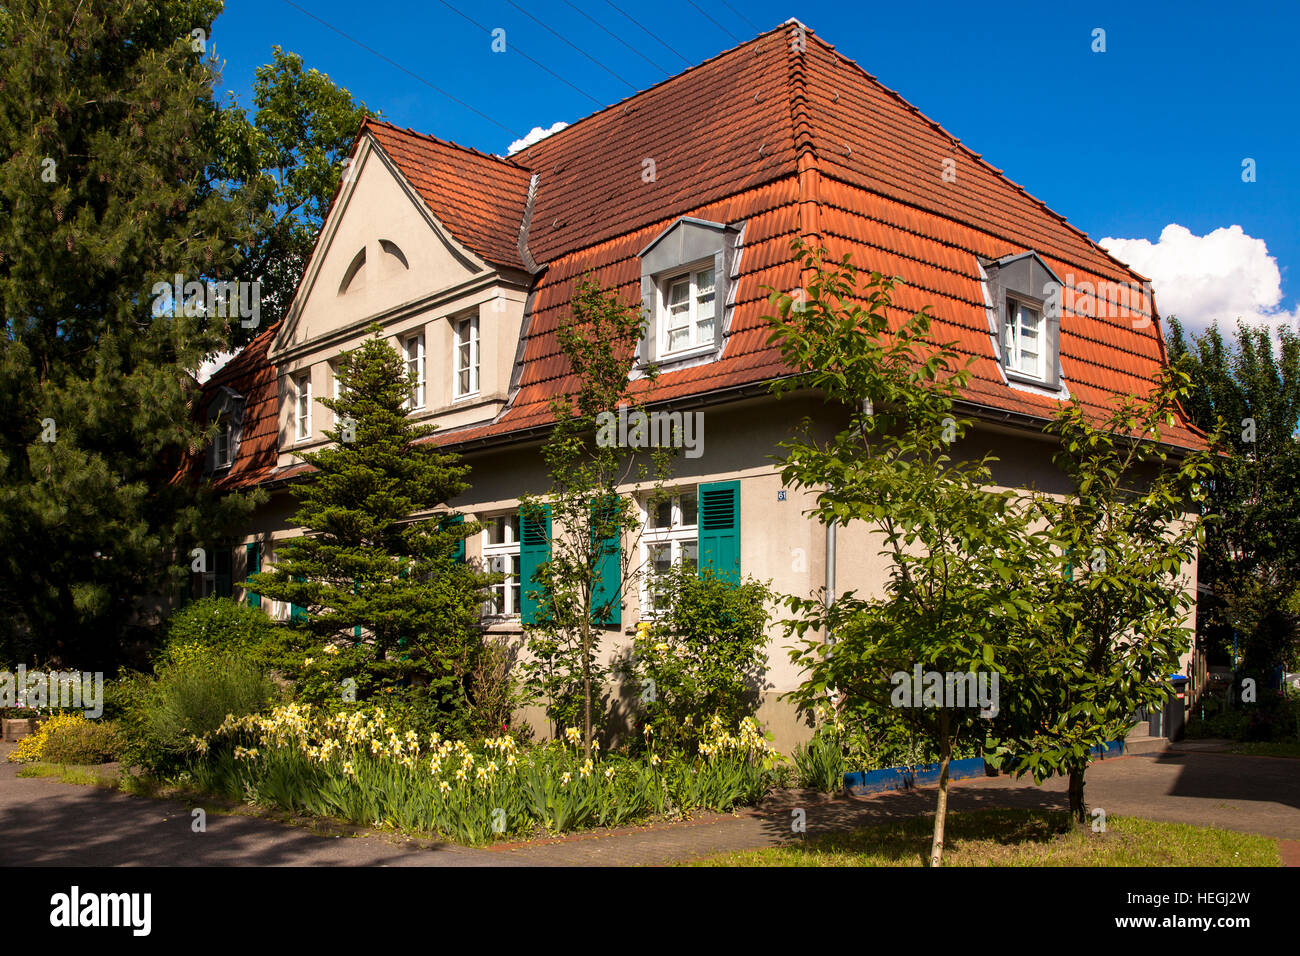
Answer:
[1226,741,1300,759]
[688,809,1280,867]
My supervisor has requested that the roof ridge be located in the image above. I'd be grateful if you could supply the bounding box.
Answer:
[806,34,1145,283]
[510,21,794,160]
[362,117,531,172]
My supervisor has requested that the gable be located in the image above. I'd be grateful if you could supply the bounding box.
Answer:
[274,138,488,354]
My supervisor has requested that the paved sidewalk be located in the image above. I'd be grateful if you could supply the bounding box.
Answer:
[2,740,1296,866]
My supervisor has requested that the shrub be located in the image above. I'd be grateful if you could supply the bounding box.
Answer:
[161,597,284,670]
[624,566,772,753]
[6,713,122,764]
[118,649,278,775]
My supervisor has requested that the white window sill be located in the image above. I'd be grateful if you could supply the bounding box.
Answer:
[453,391,481,404]
[657,343,715,363]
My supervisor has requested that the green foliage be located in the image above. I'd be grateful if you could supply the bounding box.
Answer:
[7,712,122,764]
[184,705,776,846]
[247,327,493,733]
[120,651,277,774]
[765,240,1046,864]
[37,716,124,765]
[623,565,771,752]
[213,46,376,341]
[988,369,1213,822]
[1166,317,1300,677]
[0,0,262,668]
[519,276,674,755]
[161,596,283,667]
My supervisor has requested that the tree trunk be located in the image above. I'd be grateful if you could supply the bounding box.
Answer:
[582,622,593,762]
[1068,765,1087,827]
[929,712,952,867]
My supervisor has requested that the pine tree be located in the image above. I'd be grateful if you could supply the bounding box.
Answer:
[248,327,493,727]
[0,0,259,668]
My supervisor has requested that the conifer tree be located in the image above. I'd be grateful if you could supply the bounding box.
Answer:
[248,328,493,726]
[0,0,258,668]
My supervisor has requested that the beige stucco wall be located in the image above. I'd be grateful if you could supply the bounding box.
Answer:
[220,389,1201,756]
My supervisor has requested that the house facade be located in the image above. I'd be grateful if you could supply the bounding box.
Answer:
[192,23,1205,751]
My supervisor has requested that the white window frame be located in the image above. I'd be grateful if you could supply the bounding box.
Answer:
[404,332,426,410]
[212,419,233,470]
[639,491,699,616]
[1004,296,1045,381]
[455,315,480,399]
[293,371,312,443]
[481,514,520,618]
[658,263,716,359]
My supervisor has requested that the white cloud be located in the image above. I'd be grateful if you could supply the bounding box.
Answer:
[506,121,569,156]
[196,350,236,384]
[1100,224,1296,337]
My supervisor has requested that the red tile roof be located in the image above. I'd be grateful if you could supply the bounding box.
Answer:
[199,21,1204,490]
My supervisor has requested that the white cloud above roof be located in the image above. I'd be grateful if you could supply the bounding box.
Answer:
[1100,224,1296,337]
[506,121,569,156]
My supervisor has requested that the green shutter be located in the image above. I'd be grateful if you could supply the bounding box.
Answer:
[519,505,551,626]
[698,481,741,584]
[440,513,466,562]
[245,543,261,608]
[215,548,233,599]
[291,574,307,621]
[591,498,621,628]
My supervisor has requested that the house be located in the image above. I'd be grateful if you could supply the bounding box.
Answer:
[190,21,1206,750]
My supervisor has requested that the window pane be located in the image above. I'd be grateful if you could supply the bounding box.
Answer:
[651,542,672,575]
[668,278,689,308]
[668,328,689,351]
[459,368,471,394]
[650,500,672,529]
[681,541,698,571]
[679,494,698,527]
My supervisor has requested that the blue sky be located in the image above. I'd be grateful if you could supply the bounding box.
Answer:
[211,0,1299,336]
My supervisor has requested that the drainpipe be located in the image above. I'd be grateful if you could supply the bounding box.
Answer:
[825,522,837,646]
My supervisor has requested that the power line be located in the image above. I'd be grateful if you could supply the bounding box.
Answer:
[716,0,760,35]
[279,0,524,138]
[503,0,638,91]
[600,0,693,67]
[683,0,741,44]
[434,0,607,108]
[558,0,672,76]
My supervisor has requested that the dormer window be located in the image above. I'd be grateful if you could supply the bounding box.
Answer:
[660,265,716,357]
[214,421,233,468]
[1004,296,1044,379]
[980,251,1063,391]
[206,386,246,472]
[638,217,742,368]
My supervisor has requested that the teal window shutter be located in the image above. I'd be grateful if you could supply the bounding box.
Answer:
[291,574,307,621]
[519,505,552,626]
[591,498,621,628]
[698,481,741,584]
[215,548,233,599]
[440,513,466,562]
[245,543,261,608]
